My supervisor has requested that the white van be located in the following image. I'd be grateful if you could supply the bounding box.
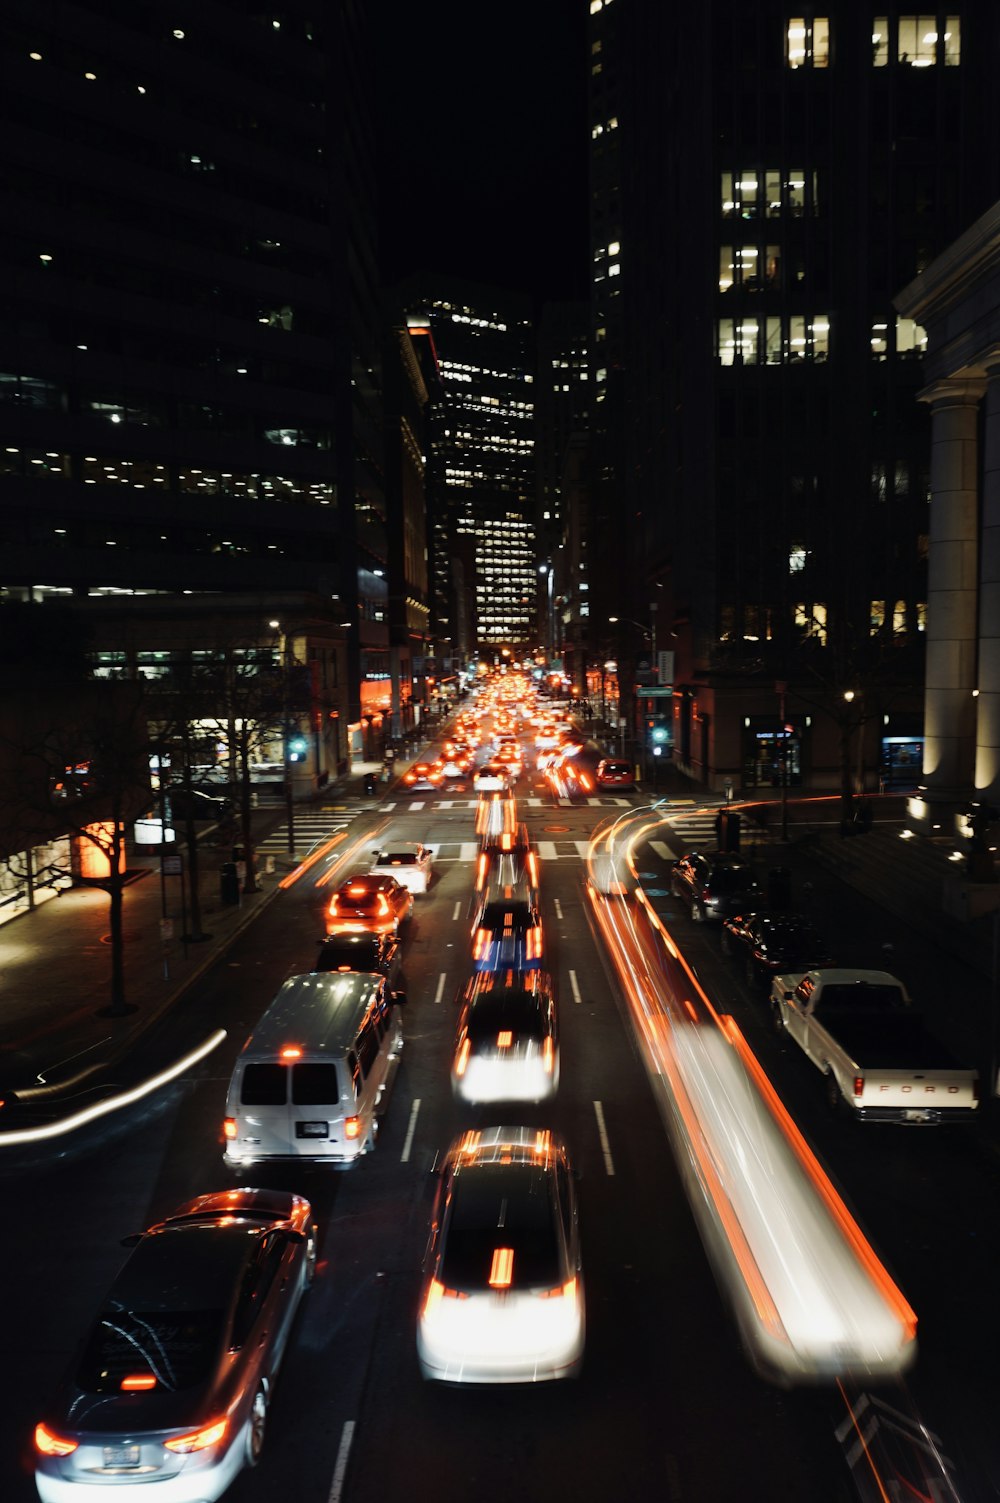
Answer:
[223,971,403,1168]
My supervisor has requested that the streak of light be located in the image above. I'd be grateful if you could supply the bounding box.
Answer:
[0,1030,227,1146]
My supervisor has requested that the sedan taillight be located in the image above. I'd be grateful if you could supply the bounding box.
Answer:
[35,1424,78,1457]
[164,1418,227,1454]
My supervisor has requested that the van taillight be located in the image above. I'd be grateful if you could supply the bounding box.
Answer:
[223,1117,237,1140]
[344,1115,361,1139]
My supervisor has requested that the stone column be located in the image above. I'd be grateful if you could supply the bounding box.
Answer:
[919,378,983,796]
[976,362,1000,795]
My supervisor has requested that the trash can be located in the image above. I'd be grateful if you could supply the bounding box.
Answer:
[767,865,792,911]
[220,861,240,905]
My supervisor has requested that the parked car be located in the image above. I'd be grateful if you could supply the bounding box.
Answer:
[669,850,763,922]
[471,894,544,971]
[369,842,434,894]
[313,928,404,990]
[165,786,232,823]
[452,970,559,1103]
[34,1188,317,1503]
[720,911,835,987]
[417,1126,584,1384]
[326,873,414,934]
[595,758,635,790]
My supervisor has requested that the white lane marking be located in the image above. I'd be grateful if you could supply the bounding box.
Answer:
[554,897,563,920]
[593,1100,616,1176]
[575,840,591,859]
[327,1420,356,1503]
[453,901,462,921]
[401,1100,421,1162]
[537,840,558,861]
[460,842,478,862]
[409,799,426,810]
[434,973,446,1005]
[650,840,675,860]
[438,799,455,809]
[568,969,582,1005]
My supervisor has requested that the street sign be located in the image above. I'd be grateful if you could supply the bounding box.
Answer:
[637,686,673,698]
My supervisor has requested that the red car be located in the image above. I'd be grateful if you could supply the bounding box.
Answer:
[595,758,635,789]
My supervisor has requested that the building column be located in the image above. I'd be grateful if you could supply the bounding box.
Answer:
[919,378,983,798]
[975,362,1000,796]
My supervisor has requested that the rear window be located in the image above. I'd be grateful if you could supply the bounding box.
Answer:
[379,853,417,865]
[315,938,381,971]
[602,762,630,774]
[241,1064,287,1105]
[440,1168,561,1291]
[78,1309,222,1393]
[479,902,534,930]
[467,994,545,1042]
[291,1063,340,1105]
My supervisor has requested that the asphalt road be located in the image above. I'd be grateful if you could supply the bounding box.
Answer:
[3,747,998,1502]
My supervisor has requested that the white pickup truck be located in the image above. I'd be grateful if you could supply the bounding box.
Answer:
[770,968,980,1124]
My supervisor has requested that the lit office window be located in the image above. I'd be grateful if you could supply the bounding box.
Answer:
[789,545,808,574]
[896,15,956,66]
[872,18,888,64]
[871,322,889,358]
[895,317,928,357]
[786,17,829,68]
[794,602,828,644]
[721,170,816,217]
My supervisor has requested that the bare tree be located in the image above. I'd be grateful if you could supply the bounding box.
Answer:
[0,679,152,1016]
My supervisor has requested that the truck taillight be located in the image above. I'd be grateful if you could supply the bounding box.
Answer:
[853,1076,864,1098]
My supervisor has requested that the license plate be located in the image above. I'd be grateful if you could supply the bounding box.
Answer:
[103,1444,141,1468]
[903,1108,936,1124]
[297,1121,329,1138]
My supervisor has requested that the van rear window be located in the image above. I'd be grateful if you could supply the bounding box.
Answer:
[241,1064,287,1105]
[291,1063,340,1105]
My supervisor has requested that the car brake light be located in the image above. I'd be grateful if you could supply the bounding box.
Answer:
[223,1117,237,1140]
[539,1277,577,1301]
[473,928,488,959]
[489,1247,514,1289]
[164,1418,228,1454]
[455,1038,471,1077]
[35,1423,78,1457]
[280,1046,302,1060]
[496,1031,513,1049]
[543,1036,555,1074]
[327,896,338,916]
[377,895,389,916]
[344,1115,362,1139]
[853,1076,864,1098]
[476,853,488,889]
[121,1373,157,1391]
[423,1278,469,1315]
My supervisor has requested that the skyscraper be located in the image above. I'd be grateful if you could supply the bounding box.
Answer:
[591,1,1000,794]
[395,279,536,662]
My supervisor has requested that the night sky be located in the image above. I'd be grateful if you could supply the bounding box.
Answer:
[374,0,589,308]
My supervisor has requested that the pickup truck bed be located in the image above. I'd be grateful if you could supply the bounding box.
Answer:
[817,1011,963,1071]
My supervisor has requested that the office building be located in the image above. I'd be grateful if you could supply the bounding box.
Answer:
[588,1,1000,794]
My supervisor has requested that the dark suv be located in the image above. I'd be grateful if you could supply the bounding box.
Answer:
[669,850,762,922]
[313,929,404,990]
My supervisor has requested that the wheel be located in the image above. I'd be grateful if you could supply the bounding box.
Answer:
[363,1115,379,1153]
[304,1228,318,1288]
[690,898,704,923]
[245,1385,267,1467]
[825,1071,841,1116]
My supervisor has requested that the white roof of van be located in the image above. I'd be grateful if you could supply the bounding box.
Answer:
[238,971,385,1057]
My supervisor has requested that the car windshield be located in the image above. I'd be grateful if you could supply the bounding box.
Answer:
[440,1167,561,1291]
[78,1308,223,1393]
[467,993,546,1042]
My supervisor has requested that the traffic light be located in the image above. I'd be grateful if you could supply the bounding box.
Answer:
[288,734,308,763]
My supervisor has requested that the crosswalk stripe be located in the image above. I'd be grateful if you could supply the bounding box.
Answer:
[537,841,558,861]
[575,840,591,859]
[460,842,478,862]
